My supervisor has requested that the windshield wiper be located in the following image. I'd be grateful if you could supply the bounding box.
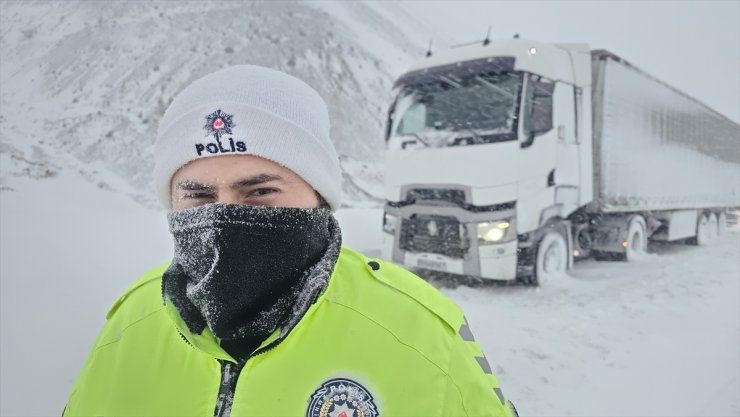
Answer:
[454,127,483,145]
[400,132,429,148]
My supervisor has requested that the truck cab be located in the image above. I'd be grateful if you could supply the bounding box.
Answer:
[382,39,594,282]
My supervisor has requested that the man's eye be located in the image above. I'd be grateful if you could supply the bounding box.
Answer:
[249,188,278,197]
[184,193,214,199]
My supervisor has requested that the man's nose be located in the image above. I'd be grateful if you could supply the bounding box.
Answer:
[217,190,243,206]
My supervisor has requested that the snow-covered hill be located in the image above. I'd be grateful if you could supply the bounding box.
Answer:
[0,0,435,207]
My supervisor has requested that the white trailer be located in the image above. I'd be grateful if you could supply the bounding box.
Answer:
[382,39,740,285]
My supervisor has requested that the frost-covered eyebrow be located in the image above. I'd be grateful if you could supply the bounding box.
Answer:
[231,174,284,189]
[176,180,215,192]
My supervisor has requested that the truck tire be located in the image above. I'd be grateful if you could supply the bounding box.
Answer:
[625,215,648,262]
[694,214,711,246]
[707,213,719,241]
[718,212,728,236]
[532,229,569,286]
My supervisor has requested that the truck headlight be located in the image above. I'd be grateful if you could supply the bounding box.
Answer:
[383,213,398,234]
[477,220,511,244]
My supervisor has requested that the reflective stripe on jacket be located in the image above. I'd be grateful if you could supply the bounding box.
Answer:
[64,246,515,416]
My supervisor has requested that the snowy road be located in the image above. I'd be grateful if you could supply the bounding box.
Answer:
[439,234,740,417]
[1,173,738,416]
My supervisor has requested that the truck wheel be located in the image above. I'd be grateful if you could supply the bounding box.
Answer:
[625,215,647,262]
[574,227,593,258]
[707,213,718,241]
[718,212,728,236]
[694,214,711,246]
[533,229,569,285]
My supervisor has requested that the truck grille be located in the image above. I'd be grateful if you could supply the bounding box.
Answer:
[400,215,469,258]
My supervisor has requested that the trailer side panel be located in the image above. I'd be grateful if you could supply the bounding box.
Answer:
[590,52,740,213]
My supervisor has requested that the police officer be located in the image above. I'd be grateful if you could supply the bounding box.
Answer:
[64,65,516,417]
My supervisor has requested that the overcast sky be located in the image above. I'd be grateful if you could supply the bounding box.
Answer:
[398,0,740,123]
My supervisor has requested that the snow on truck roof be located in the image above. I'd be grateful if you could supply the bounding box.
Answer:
[395,39,738,127]
[396,38,583,86]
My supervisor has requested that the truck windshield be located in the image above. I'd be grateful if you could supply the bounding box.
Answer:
[388,72,523,150]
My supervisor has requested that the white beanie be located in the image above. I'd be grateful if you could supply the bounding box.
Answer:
[154,65,342,210]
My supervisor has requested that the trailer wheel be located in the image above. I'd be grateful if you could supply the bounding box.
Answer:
[625,215,648,262]
[718,212,728,236]
[532,229,569,285]
[694,214,711,246]
[707,213,719,241]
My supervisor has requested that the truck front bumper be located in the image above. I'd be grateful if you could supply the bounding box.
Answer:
[382,233,518,281]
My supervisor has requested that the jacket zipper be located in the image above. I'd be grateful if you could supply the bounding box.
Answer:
[211,339,283,417]
[213,360,244,417]
[207,284,327,416]
[208,288,323,417]
[177,330,195,349]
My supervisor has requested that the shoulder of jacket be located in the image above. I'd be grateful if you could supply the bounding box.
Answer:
[105,261,171,320]
[333,247,465,334]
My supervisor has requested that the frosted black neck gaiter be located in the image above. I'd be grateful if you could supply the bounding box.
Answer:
[161,203,332,341]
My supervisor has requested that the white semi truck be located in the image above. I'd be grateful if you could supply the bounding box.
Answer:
[381,38,740,285]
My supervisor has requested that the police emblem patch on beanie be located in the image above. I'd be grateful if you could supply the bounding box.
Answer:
[307,378,379,417]
[195,109,246,156]
[204,109,234,139]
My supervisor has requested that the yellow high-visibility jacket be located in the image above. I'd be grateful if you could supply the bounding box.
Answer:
[64,247,515,417]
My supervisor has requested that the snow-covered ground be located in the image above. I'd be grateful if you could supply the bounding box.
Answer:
[1,171,738,416]
[445,238,740,417]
